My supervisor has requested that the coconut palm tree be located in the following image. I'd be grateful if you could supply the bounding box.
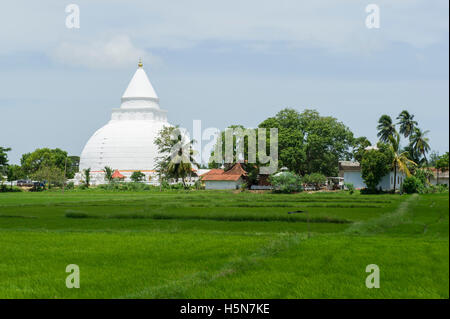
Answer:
[396,110,418,138]
[377,115,396,143]
[154,126,198,187]
[389,133,417,192]
[410,128,431,164]
[103,166,114,183]
[167,138,198,187]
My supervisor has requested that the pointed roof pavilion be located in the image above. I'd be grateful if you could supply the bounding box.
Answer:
[111,169,125,179]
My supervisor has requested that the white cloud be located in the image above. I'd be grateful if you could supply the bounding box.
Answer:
[0,1,447,57]
[52,35,161,69]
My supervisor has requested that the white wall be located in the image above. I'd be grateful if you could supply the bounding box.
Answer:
[343,171,406,190]
[205,180,240,190]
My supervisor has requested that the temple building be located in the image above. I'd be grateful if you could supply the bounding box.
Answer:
[74,60,171,185]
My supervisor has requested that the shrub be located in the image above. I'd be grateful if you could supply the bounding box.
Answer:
[270,172,303,193]
[344,182,355,194]
[0,184,23,192]
[303,173,327,190]
[401,176,423,194]
[65,181,75,190]
[77,183,88,190]
[130,171,146,183]
[361,146,392,191]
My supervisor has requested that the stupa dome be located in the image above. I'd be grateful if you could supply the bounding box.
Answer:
[79,60,170,173]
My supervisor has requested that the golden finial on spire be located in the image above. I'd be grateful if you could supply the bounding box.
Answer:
[138,58,143,68]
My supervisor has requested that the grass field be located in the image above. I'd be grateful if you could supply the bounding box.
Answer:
[0,189,448,298]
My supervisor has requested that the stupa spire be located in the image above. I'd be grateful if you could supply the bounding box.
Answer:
[121,61,159,109]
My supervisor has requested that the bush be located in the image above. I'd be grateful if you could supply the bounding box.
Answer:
[65,181,75,190]
[270,172,303,193]
[303,173,327,190]
[0,184,23,192]
[344,182,355,194]
[401,176,423,194]
[77,183,88,190]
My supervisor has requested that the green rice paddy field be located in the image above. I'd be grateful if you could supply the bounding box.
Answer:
[0,190,448,298]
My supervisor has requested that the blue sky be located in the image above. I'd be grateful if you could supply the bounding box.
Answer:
[0,1,448,164]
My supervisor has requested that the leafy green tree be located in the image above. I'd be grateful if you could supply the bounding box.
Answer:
[436,152,449,184]
[410,128,431,163]
[83,168,91,187]
[352,136,371,162]
[298,110,354,176]
[361,145,393,191]
[388,133,416,192]
[154,126,198,187]
[302,173,327,190]
[377,115,396,143]
[21,148,70,176]
[397,110,417,138]
[67,156,80,179]
[270,172,303,193]
[259,109,306,174]
[401,176,422,194]
[259,108,354,176]
[130,171,145,182]
[103,166,114,183]
[31,165,65,189]
[6,165,24,189]
[0,147,11,175]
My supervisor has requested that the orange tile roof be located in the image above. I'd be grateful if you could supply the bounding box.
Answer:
[112,170,125,179]
[201,163,247,181]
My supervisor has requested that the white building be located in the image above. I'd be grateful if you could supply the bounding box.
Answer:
[339,161,406,191]
[201,163,247,190]
[74,60,171,185]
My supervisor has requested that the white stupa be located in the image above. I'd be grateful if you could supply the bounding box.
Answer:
[75,60,171,185]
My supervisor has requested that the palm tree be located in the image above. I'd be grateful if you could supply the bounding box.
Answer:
[154,126,198,187]
[389,133,417,192]
[103,166,114,183]
[167,138,198,187]
[410,128,431,163]
[396,110,418,138]
[83,168,91,187]
[377,115,396,143]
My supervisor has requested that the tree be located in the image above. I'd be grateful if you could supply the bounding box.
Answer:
[388,133,416,192]
[410,128,431,164]
[130,171,145,183]
[377,115,396,143]
[21,148,71,176]
[259,109,306,174]
[154,126,198,187]
[67,156,80,179]
[259,108,354,176]
[83,168,91,187]
[352,136,371,162]
[31,165,65,189]
[302,173,327,190]
[270,172,303,193]
[436,152,449,185]
[6,165,24,189]
[103,166,114,183]
[0,147,11,176]
[397,110,417,138]
[298,110,354,176]
[361,145,393,191]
